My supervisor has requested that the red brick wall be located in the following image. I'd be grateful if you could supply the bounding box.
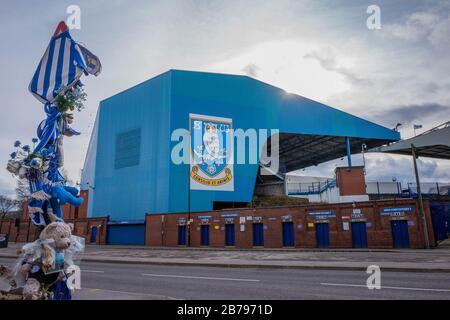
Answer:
[146,199,435,249]
[335,166,367,196]
[0,220,18,241]
[0,216,108,245]
[65,217,108,245]
[21,189,89,221]
[146,214,188,247]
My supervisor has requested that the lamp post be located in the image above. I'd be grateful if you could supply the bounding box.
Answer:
[188,152,191,247]
[361,143,367,175]
[187,127,193,247]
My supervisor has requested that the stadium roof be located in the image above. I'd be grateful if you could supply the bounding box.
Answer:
[372,121,450,160]
[272,133,394,172]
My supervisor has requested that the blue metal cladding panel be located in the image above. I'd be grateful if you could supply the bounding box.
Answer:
[169,70,400,139]
[115,128,141,169]
[92,72,172,220]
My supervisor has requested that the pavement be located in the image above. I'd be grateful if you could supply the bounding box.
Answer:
[1,257,450,300]
[2,243,450,273]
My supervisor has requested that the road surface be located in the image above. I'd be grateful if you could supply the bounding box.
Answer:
[1,257,450,300]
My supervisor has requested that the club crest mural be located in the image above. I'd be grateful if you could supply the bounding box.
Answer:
[190,114,234,191]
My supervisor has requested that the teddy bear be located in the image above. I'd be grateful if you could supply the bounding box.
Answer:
[17,222,77,300]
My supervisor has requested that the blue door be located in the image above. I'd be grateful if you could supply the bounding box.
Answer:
[107,223,146,245]
[90,226,98,243]
[178,225,187,246]
[201,225,210,246]
[225,224,235,246]
[282,222,295,247]
[253,223,264,247]
[351,222,368,248]
[391,220,410,248]
[315,223,330,248]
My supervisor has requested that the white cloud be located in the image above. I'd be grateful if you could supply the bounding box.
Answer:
[0,173,16,198]
[365,153,450,184]
[210,40,351,103]
[428,15,450,47]
[385,12,440,41]
[383,9,450,48]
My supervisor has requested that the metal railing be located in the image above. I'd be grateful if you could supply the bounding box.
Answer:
[287,180,450,197]
[405,182,450,196]
[366,181,450,196]
[287,179,337,196]
[414,121,450,138]
[366,182,402,195]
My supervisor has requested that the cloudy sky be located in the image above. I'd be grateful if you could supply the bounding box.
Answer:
[1,0,449,196]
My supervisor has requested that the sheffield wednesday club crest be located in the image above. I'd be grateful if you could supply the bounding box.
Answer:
[190,114,234,191]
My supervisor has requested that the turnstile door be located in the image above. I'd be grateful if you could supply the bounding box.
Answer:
[90,226,98,244]
[178,225,187,246]
[200,225,210,246]
[253,223,264,247]
[351,222,368,248]
[315,223,330,248]
[282,222,295,247]
[391,220,410,248]
[225,224,235,246]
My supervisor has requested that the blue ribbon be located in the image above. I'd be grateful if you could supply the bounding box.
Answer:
[34,103,61,155]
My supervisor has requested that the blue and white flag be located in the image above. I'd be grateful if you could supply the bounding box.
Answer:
[28,22,100,104]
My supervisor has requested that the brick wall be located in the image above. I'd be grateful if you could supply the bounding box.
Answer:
[0,220,18,242]
[145,199,435,249]
[21,189,89,221]
[335,166,367,196]
[0,216,108,245]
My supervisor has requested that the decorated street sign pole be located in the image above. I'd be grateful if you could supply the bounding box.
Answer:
[3,21,101,300]
[15,21,101,225]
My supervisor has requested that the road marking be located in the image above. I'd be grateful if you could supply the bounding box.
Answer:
[82,270,105,273]
[80,287,180,300]
[321,282,450,292]
[142,273,260,282]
